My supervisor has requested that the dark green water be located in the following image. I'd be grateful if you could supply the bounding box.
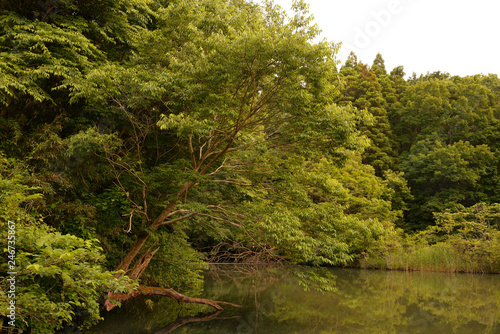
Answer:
[87,266,500,333]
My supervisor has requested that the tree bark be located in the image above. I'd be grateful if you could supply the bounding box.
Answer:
[110,134,241,308]
[104,286,241,312]
[115,231,150,276]
[128,246,160,280]
[115,181,198,276]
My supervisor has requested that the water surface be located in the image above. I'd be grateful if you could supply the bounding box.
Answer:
[88,266,500,333]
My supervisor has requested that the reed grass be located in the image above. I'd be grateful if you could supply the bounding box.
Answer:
[360,204,500,274]
[359,240,500,274]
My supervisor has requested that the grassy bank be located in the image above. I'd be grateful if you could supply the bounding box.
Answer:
[359,204,500,274]
[360,240,500,274]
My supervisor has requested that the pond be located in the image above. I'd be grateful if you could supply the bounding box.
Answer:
[86,265,500,333]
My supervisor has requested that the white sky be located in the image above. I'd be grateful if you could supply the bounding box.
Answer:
[260,0,500,77]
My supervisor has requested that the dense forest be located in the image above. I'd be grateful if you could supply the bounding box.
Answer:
[1,0,500,332]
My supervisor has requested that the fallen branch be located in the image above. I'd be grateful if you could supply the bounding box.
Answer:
[104,286,241,311]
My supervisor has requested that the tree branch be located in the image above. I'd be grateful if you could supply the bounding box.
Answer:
[197,213,243,228]
[212,179,252,186]
[104,287,241,312]
[154,211,198,228]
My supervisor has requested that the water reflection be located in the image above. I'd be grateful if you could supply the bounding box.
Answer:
[87,266,500,334]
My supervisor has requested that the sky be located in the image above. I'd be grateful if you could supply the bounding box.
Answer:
[260,0,500,78]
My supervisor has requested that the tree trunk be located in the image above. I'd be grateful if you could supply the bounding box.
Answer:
[115,181,197,276]
[115,231,150,276]
[110,179,229,311]
[128,246,160,280]
[104,287,241,312]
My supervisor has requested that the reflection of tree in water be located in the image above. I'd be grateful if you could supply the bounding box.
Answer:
[405,273,500,333]
[306,270,500,334]
[85,294,217,334]
[88,267,500,333]
[202,264,288,332]
[199,267,500,334]
[153,311,242,334]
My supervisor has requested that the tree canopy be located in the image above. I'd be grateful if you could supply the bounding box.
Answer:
[2,0,500,331]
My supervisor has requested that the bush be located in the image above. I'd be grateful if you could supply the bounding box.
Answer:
[0,155,135,333]
[360,203,500,273]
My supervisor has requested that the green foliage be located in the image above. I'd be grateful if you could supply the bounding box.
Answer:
[209,149,400,266]
[140,229,208,292]
[337,53,398,175]
[371,53,387,77]
[393,77,500,151]
[0,9,102,105]
[0,156,135,332]
[3,0,500,330]
[0,223,136,332]
[401,139,496,228]
[361,203,500,273]
[383,170,413,229]
[387,72,500,231]
[61,0,384,279]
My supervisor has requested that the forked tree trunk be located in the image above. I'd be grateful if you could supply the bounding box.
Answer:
[128,246,160,279]
[115,231,151,277]
[115,182,197,277]
[110,138,239,308]
[109,180,240,312]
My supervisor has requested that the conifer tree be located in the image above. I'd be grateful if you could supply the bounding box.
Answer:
[336,53,398,176]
